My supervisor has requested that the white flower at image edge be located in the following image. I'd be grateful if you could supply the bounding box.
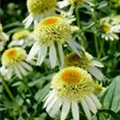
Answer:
[43,67,101,120]
[27,16,83,68]
[1,47,32,79]
[101,23,120,41]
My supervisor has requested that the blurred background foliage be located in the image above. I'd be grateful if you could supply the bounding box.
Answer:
[0,0,120,120]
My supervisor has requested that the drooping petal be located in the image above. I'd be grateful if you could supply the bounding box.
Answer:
[36,45,47,66]
[49,44,57,68]
[46,95,57,112]
[72,101,79,120]
[90,61,104,68]
[27,42,39,61]
[17,64,28,76]
[20,62,33,71]
[89,94,101,109]
[88,66,104,80]
[23,14,34,28]
[81,98,91,120]
[58,44,64,68]
[48,98,62,117]
[43,91,56,108]
[61,100,70,120]
[67,40,81,57]
[14,66,23,79]
[84,96,97,114]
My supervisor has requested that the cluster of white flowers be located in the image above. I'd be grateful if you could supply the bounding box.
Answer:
[0,0,106,120]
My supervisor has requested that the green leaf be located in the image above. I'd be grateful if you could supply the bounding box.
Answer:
[101,76,120,112]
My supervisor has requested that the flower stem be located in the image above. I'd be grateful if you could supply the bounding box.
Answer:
[98,39,104,59]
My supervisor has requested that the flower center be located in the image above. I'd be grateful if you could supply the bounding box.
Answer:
[6,49,16,58]
[52,67,94,100]
[43,17,58,25]
[27,0,56,15]
[101,23,112,33]
[1,47,27,67]
[64,52,93,70]
[34,16,72,46]
[61,69,81,84]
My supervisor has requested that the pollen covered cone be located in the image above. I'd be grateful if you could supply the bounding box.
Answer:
[52,67,94,101]
[33,16,72,46]
[27,0,56,15]
[68,0,85,4]
[1,47,27,68]
[64,52,93,70]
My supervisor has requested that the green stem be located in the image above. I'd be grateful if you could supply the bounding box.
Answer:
[75,5,81,28]
[0,73,21,114]
[75,5,87,47]
[98,39,104,59]
[94,34,99,57]
[92,0,100,57]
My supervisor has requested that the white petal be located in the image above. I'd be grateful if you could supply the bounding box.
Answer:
[90,61,104,68]
[61,100,70,120]
[14,66,22,79]
[17,64,28,76]
[43,91,56,108]
[36,45,47,66]
[72,101,79,120]
[27,42,39,61]
[21,62,33,71]
[81,98,91,120]
[58,44,64,68]
[84,96,97,114]
[88,66,104,80]
[23,14,34,28]
[69,39,85,52]
[57,0,70,8]
[89,94,101,109]
[67,40,81,57]
[48,98,62,117]
[46,95,57,112]
[49,45,57,68]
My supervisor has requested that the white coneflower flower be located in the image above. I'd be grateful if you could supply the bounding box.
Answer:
[100,23,120,41]
[9,30,34,48]
[1,47,32,79]
[27,16,83,68]
[43,67,101,120]
[23,0,57,28]
[64,52,104,80]
[0,24,9,51]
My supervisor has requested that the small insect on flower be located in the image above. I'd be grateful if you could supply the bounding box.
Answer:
[43,67,101,120]
[100,23,120,41]
[0,24,9,51]
[1,47,32,79]
[27,16,83,68]
[23,0,57,28]
[9,30,34,48]
[64,52,104,80]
